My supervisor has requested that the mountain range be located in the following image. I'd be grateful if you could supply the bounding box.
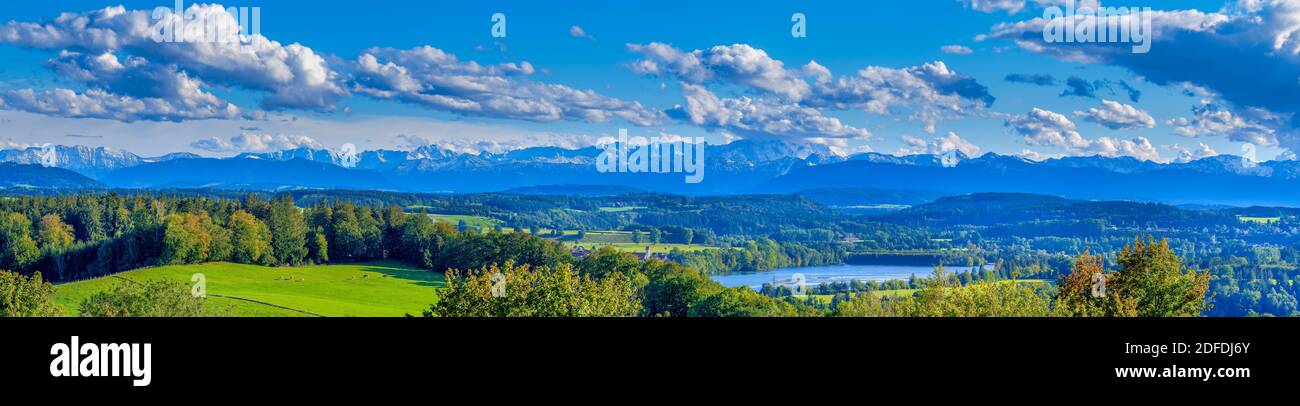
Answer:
[4,140,1300,206]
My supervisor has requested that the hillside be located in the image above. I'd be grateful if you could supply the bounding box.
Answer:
[874,192,1231,227]
[0,162,103,189]
[53,261,443,317]
[756,154,1300,206]
[502,184,646,196]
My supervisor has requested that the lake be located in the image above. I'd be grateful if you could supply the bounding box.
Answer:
[709,264,967,290]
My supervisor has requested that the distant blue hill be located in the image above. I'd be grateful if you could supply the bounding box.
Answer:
[0,163,102,189]
[793,187,950,207]
[874,192,1212,228]
[755,153,1300,206]
[501,184,646,196]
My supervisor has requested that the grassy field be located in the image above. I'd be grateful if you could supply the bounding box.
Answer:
[597,206,646,212]
[799,279,1051,305]
[53,261,443,317]
[1238,216,1282,224]
[577,230,635,243]
[423,213,502,229]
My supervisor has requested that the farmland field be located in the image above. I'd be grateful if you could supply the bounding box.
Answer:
[52,261,443,317]
[597,206,646,212]
[1237,215,1282,224]
[577,230,635,243]
[417,212,502,230]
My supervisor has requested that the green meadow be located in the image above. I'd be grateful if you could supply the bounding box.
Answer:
[422,213,502,229]
[799,279,1052,305]
[597,206,646,212]
[1237,215,1282,224]
[53,261,443,317]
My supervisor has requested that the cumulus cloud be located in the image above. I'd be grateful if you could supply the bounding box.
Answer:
[666,83,872,140]
[626,43,813,100]
[896,132,981,157]
[0,50,250,122]
[1166,100,1279,146]
[1007,108,1085,147]
[627,43,994,133]
[941,45,974,55]
[981,1,1300,152]
[0,87,243,122]
[0,4,347,114]
[352,46,660,125]
[1074,99,1156,130]
[1006,107,1162,161]
[1004,73,1057,86]
[1166,142,1219,163]
[806,60,995,133]
[190,133,323,153]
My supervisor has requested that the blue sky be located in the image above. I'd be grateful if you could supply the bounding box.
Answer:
[0,0,1292,162]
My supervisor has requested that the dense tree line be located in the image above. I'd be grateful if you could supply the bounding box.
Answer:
[0,191,1234,317]
[671,238,843,275]
[0,193,808,317]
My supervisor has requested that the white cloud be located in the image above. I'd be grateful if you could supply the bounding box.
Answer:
[1073,99,1156,130]
[0,87,242,122]
[896,132,981,157]
[940,45,974,55]
[807,60,995,133]
[627,43,812,101]
[190,133,323,153]
[959,0,1100,15]
[0,4,347,114]
[1166,100,1279,146]
[352,46,660,125]
[628,43,994,133]
[1166,142,1219,163]
[0,108,618,158]
[980,1,1300,153]
[668,83,872,140]
[0,50,250,122]
[1007,107,1162,161]
[1008,107,1086,148]
[1016,148,1063,161]
[569,25,595,40]
[802,60,832,84]
[959,0,1030,14]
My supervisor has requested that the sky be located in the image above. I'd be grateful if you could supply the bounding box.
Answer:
[0,0,1294,163]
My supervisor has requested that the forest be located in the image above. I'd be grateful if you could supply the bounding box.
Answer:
[0,190,1291,316]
